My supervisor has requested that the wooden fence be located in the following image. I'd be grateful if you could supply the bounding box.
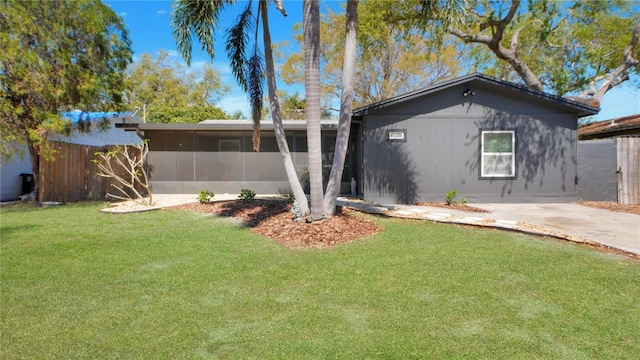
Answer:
[616,137,640,205]
[39,141,143,202]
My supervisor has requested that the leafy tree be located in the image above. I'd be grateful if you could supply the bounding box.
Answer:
[279,0,468,108]
[147,105,228,124]
[400,0,640,106]
[125,50,230,122]
[0,0,132,199]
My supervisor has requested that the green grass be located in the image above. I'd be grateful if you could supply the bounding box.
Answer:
[1,202,639,359]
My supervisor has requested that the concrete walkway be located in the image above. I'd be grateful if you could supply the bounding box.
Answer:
[337,198,640,256]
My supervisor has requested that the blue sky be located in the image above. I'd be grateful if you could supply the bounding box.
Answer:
[105,0,639,122]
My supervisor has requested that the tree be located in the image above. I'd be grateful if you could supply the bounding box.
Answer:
[323,0,358,214]
[147,105,229,124]
[125,50,230,122]
[304,0,325,221]
[171,0,311,216]
[0,0,132,199]
[279,0,467,109]
[171,0,361,219]
[405,0,640,105]
[263,91,306,120]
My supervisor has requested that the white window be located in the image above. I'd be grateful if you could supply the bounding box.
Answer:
[481,130,515,177]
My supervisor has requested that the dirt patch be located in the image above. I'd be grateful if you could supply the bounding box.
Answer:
[578,201,640,215]
[171,199,382,248]
[413,202,490,213]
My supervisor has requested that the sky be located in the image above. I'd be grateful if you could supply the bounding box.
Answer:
[104,0,639,122]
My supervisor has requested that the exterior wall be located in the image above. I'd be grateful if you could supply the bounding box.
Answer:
[361,83,579,203]
[1,144,32,201]
[576,139,617,202]
[146,129,352,195]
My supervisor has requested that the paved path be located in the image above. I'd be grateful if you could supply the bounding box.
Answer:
[338,198,640,256]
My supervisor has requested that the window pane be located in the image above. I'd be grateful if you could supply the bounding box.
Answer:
[482,154,513,176]
[484,132,513,153]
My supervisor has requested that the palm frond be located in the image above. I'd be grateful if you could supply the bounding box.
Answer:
[171,0,234,65]
[248,49,264,151]
[225,1,254,91]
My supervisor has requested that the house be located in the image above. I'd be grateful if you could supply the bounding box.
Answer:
[352,73,599,204]
[0,112,141,202]
[125,73,599,204]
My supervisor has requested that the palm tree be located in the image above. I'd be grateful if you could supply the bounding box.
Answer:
[171,0,310,216]
[303,0,326,221]
[324,0,358,214]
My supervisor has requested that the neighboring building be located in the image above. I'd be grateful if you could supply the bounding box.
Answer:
[352,73,598,203]
[577,114,640,204]
[578,114,640,140]
[0,112,141,202]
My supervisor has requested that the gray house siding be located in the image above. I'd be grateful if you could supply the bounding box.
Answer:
[576,139,618,202]
[361,82,580,204]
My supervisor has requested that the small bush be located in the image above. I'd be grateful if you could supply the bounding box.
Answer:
[238,188,256,201]
[283,193,295,202]
[445,190,458,205]
[198,190,214,204]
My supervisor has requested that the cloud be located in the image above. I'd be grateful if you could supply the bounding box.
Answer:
[119,12,128,17]
[156,10,166,16]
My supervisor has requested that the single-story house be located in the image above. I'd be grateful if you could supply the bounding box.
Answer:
[129,73,599,203]
[0,111,141,201]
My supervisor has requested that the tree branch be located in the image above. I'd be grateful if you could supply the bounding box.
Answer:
[590,20,640,102]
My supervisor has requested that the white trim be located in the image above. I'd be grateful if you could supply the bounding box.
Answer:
[481,130,515,177]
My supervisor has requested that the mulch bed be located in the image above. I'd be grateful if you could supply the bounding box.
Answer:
[413,202,490,213]
[171,199,382,248]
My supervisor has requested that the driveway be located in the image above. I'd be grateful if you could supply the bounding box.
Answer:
[472,203,640,255]
[341,199,640,256]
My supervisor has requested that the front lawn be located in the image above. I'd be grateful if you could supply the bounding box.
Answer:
[1,202,639,359]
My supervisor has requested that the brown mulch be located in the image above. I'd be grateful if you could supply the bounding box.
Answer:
[578,200,640,215]
[413,202,490,213]
[171,199,382,248]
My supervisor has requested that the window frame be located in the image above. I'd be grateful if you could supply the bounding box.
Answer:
[480,130,516,178]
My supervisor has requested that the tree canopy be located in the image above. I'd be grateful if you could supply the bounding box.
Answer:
[0,0,133,197]
[378,0,640,105]
[125,50,230,123]
[279,1,468,110]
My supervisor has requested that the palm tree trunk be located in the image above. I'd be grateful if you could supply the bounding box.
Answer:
[260,1,309,215]
[303,0,325,221]
[324,0,358,214]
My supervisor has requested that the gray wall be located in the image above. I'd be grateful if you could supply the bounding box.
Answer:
[362,82,579,204]
[576,139,617,202]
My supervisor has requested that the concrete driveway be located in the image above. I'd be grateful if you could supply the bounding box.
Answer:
[472,203,640,255]
[342,199,640,256]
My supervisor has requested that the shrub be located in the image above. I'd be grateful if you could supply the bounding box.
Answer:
[445,190,458,205]
[198,190,214,204]
[238,188,256,201]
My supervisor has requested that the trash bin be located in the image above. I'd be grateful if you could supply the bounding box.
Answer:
[19,173,34,195]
